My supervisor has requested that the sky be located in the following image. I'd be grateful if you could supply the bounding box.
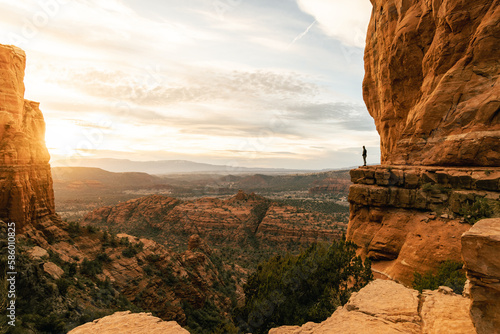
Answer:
[0,0,379,170]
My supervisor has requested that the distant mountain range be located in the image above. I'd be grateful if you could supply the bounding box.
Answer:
[51,158,323,175]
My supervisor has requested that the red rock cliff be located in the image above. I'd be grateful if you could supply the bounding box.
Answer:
[0,44,55,230]
[363,0,500,166]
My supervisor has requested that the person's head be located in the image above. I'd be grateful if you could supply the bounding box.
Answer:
[363,146,365,149]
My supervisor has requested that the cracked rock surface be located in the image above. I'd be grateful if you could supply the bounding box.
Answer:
[269,280,475,334]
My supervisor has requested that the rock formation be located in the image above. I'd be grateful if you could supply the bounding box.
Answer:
[462,218,500,334]
[82,192,345,256]
[67,311,190,334]
[0,44,55,230]
[348,166,499,284]
[363,0,500,166]
[348,0,500,331]
[269,279,475,334]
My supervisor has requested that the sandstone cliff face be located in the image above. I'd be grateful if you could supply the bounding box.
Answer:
[269,279,475,334]
[364,0,500,166]
[348,165,499,284]
[462,218,500,334]
[0,44,55,229]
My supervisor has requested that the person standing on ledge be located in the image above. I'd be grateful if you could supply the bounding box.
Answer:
[362,146,367,166]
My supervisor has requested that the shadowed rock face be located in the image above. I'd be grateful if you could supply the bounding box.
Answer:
[0,44,55,229]
[363,0,500,166]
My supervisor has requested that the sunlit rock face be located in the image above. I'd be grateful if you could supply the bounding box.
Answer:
[363,0,500,166]
[269,280,475,334]
[0,44,55,230]
[67,311,191,334]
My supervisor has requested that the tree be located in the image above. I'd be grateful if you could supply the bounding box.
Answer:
[235,239,372,333]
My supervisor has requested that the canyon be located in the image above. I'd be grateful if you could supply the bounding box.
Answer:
[0,43,237,333]
[1,0,500,331]
[81,191,346,270]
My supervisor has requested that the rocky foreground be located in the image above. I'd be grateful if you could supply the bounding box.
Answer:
[68,311,190,334]
[69,280,475,334]
[270,280,475,334]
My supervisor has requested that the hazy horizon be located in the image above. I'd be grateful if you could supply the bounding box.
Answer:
[0,0,380,169]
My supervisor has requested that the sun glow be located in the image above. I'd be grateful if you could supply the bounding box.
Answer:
[45,120,93,157]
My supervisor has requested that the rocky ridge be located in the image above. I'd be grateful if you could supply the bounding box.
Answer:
[82,191,346,260]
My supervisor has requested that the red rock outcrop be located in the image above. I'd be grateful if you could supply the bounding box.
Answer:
[363,0,500,166]
[0,44,55,230]
[348,165,499,284]
[462,218,500,334]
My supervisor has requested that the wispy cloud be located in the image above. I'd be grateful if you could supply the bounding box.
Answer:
[288,20,316,48]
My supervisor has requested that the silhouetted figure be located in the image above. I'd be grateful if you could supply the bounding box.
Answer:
[362,146,367,166]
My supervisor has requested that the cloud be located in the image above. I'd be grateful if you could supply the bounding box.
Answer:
[49,66,320,114]
[289,19,316,47]
[296,0,372,48]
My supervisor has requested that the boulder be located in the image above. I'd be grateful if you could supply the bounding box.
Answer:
[269,279,474,334]
[67,311,190,334]
[462,218,500,334]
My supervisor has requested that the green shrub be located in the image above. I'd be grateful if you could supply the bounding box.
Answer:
[460,198,492,224]
[122,246,139,258]
[67,222,81,238]
[96,252,112,263]
[56,278,72,296]
[235,239,372,334]
[412,261,466,294]
[80,258,103,277]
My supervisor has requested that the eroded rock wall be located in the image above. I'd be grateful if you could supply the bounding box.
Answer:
[0,44,55,230]
[348,165,499,285]
[363,0,500,166]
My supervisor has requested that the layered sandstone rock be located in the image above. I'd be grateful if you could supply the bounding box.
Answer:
[68,311,190,334]
[348,165,499,284]
[462,218,500,334]
[0,44,55,230]
[364,0,500,166]
[82,192,345,254]
[269,280,475,334]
